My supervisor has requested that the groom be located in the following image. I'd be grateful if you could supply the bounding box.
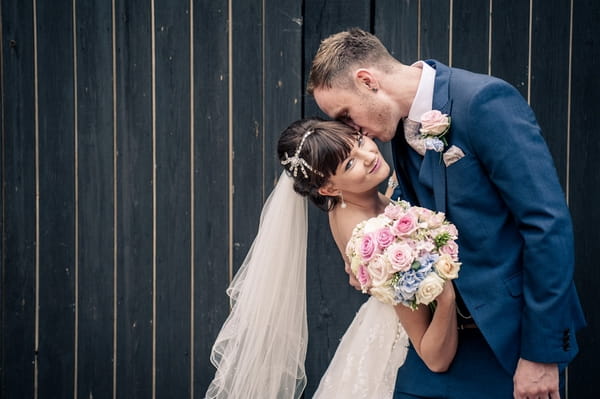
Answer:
[307,28,586,398]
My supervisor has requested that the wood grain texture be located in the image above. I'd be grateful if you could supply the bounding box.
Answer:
[230,0,264,275]
[1,1,36,398]
[530,0,571,187]
[193,0,230,395]
[375,0,419,63]
[567,0,600,396]
[451,0,490,73]
[115,0,154,397]
[35,0,76,396]
[421,0,451,64]
[154,1,192,397]
[76,1,115,398]
[490,0,530,98]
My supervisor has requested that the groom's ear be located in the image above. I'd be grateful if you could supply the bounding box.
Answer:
[355,69,378,91]
[318,182,340,198]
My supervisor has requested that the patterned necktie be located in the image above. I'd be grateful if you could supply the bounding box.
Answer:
[403,117,426,156]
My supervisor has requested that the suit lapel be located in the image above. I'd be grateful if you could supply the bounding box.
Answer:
[391,132,419,205]
[428,60,452,113]
[420,150,447,213]
[422,60,454,213]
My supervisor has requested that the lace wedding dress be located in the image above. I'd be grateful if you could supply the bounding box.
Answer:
[206,173,408,399]
[313,296,409,398]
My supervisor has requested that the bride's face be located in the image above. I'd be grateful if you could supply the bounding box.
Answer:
[328,133,390,194]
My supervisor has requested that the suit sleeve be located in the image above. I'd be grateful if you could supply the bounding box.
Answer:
[465,79,579,364]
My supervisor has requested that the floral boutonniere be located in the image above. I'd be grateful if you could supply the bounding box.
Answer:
[420,110,451,152]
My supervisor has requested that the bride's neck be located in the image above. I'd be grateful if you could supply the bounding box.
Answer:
[343,191,389,215]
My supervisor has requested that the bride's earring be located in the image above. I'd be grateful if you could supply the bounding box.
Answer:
[340,192,347,209]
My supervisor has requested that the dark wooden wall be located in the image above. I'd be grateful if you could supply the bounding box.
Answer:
[1,1,598,398]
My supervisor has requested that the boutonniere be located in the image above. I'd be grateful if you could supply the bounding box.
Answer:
[419,110,451,152]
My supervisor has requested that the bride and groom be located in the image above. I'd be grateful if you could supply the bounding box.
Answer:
[207,28,585,398]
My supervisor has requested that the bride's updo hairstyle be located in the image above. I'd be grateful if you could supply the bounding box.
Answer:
[278,117,359,211]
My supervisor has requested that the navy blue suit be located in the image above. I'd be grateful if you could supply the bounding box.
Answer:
[392,61,586,397]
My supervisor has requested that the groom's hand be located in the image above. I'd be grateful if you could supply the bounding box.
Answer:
[513,358,559,399]
[344,262,362,291]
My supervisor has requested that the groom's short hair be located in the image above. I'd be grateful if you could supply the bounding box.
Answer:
[307,27,395,95]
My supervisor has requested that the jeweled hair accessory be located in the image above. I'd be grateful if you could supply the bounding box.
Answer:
[281,130,324,178]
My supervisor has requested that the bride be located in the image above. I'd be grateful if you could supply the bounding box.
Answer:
[205,118,458,398]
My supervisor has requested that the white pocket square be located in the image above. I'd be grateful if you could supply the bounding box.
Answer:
[443,145,465,167]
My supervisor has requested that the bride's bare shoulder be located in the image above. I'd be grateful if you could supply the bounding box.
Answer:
[328,208,373,256]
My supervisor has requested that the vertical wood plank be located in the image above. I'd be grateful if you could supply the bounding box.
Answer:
[375,0,419,63]
[154,1,191,397]
[421,0,451,64]
[193,0,230,396]
[530,0,570,187]
[230,0,264,273]
[75,1,114,398]
[490,0,530,98]
[304,0,372,117]
[303,1,372,396]
[420,0,450,65]
[1,1,36,398]
[451,0,490,73]
[115,0,154,397]
[36,0,76,396]
[567,0,600,396]
[371,0,413,187]
[263,0,303,183]
[263,1,304,395]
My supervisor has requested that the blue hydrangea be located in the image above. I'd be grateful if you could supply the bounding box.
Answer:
[424,137,444,152]
[417,253,438,272]
[393,268,429,304]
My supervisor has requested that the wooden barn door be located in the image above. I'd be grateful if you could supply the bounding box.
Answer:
[1,1,599,398]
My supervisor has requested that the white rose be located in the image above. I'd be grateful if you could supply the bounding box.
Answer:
[370,286,397,305]
[368,255,393,286]
[434,254,461,280]
[415,273,445,305]
[349,255,362,275]
[363,215,391,233]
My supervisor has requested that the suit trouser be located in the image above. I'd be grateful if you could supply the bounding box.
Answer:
[393,328,566,399]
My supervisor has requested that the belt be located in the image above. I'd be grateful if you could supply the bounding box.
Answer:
[458,322,478,330]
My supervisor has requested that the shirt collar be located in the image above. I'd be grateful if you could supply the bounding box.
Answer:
[407,61,436,122]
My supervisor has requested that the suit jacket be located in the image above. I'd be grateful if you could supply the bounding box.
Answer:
[391,60,586,374]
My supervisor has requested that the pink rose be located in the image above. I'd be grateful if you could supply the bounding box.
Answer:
[359,233,377,261]
[414,206,435,220]
[384,203,405,220]
[414,238,436,257]
[440,240,459,260]
[392,213,417,236]
[387,242,415,272]
[357,265,371,289]
[420,110,450,136]
[448,224,458,238]
[422,212,446,229]
[375,227,395,249]
[438,223,458,239]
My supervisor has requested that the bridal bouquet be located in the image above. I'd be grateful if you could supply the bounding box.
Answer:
[346,200,461,310]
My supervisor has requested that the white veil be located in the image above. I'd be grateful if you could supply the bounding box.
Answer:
[206,172,308,399]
